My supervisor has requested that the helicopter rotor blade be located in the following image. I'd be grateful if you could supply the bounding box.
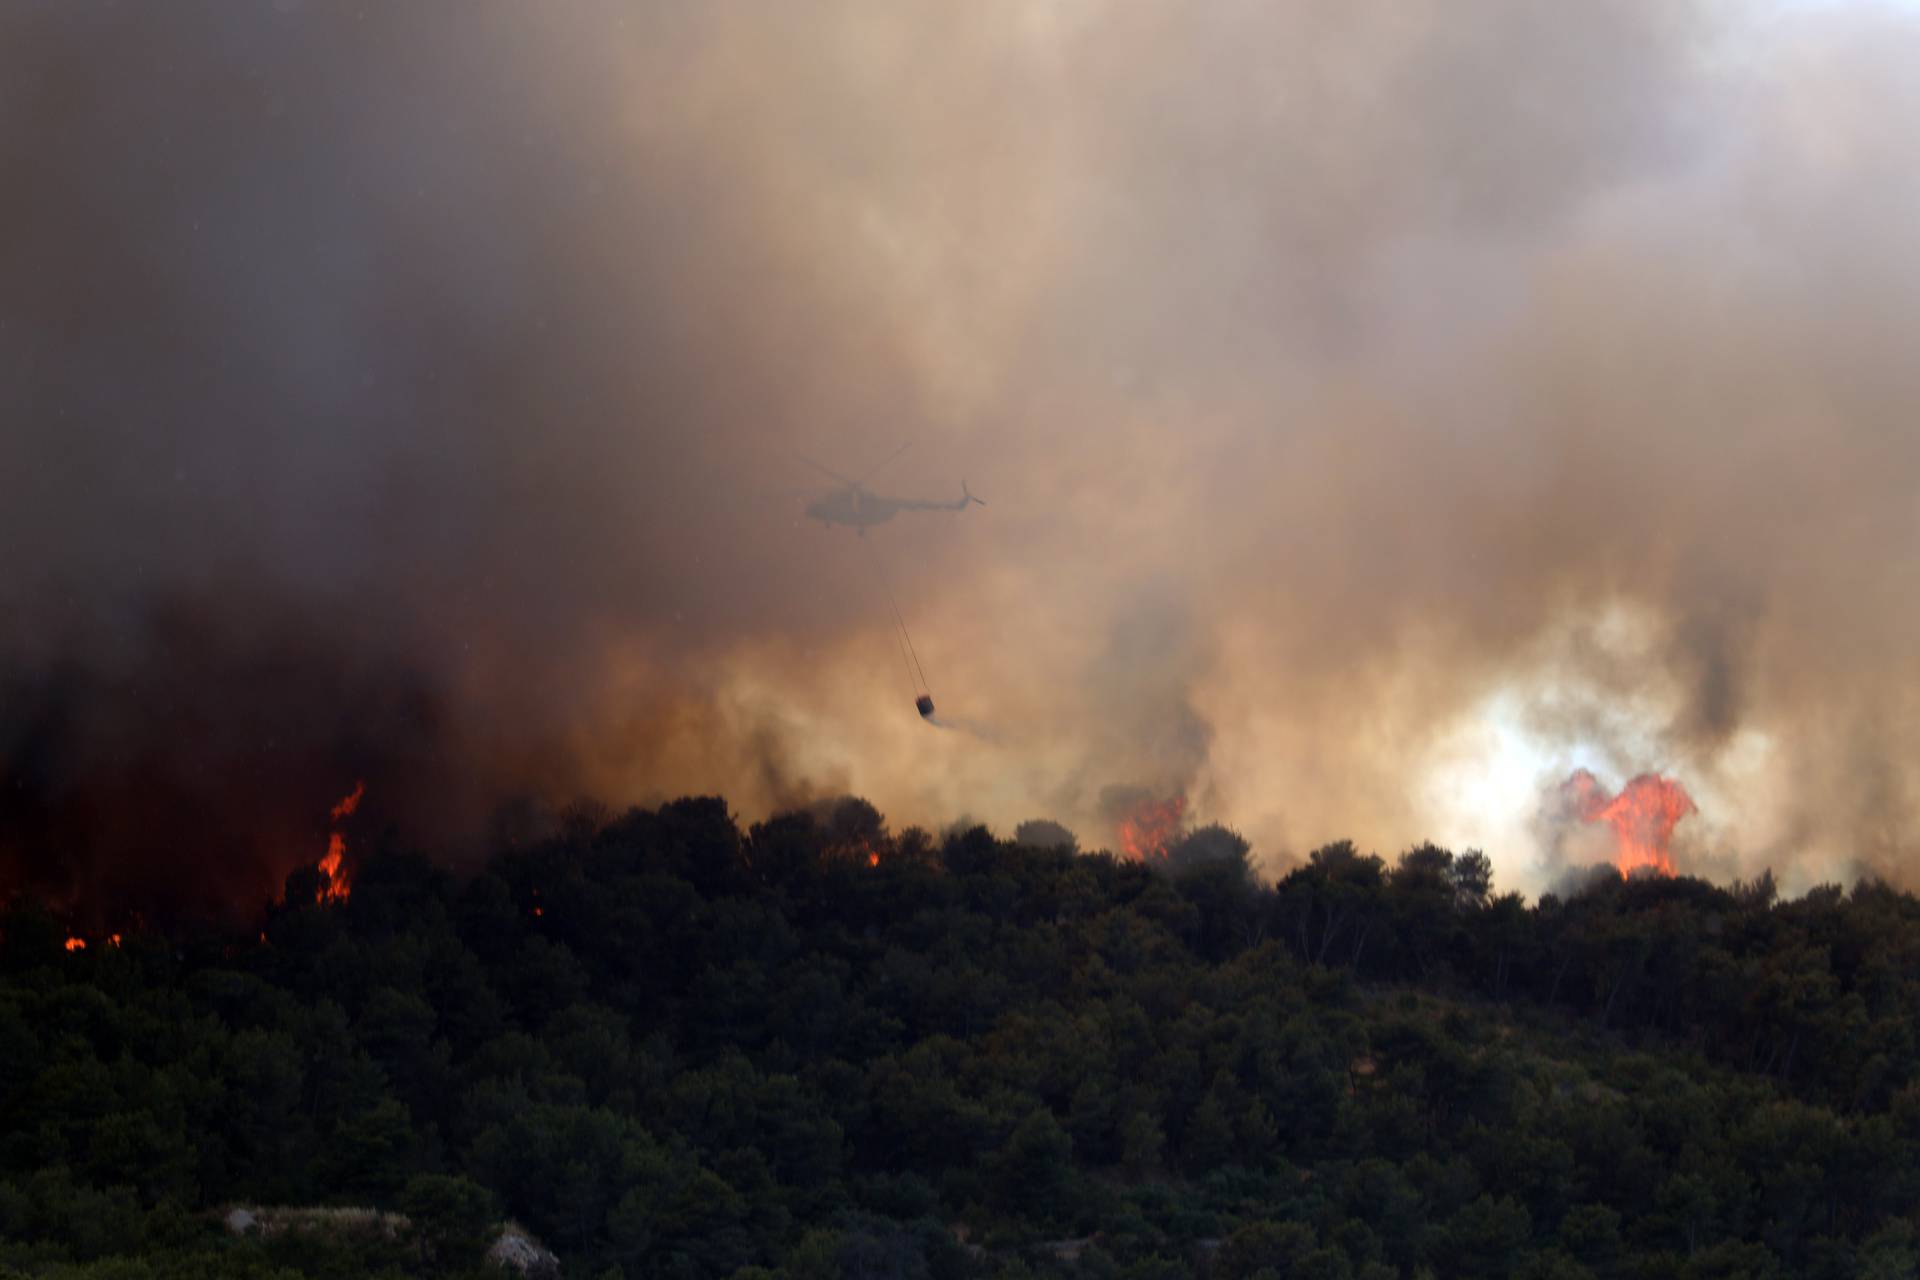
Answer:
[857,441,913,485]
[792,453,860,488]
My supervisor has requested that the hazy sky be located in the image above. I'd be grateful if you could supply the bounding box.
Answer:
[6,0,1920,904]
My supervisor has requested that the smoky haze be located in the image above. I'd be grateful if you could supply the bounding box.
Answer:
[5,0,1920,908]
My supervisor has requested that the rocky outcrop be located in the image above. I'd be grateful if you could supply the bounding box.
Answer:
[487,1224,561,1278]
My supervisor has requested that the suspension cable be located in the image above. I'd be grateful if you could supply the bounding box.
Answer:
[864,539,929,696]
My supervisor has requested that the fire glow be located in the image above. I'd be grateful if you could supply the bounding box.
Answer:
[316,780,365,903]
[1118,794,1187,861]
[1561,769,1695,877]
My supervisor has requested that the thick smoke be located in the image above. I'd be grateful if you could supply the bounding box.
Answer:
[6,1,1920,906]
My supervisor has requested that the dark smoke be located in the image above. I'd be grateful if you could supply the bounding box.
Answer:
[7,1,1920,906]
[0,2,883,906]
[0,598,455,917]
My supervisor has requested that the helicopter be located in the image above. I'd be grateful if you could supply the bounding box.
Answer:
[773,443,983,723]
[779,444,984,534]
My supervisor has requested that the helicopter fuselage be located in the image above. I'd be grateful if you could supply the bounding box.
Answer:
[808,488,898,528]
[806,482,978,530]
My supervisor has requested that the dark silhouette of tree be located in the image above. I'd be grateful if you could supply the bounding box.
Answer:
[9,796,1920,1277]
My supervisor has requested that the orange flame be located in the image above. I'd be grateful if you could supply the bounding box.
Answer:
[64,936,86,952]
[1562,769,1694,877]
[823,836,881,868]
[330,779,365,822]
[317,833,350,901]
[1118,794,1187,861]
[315,780,365,902]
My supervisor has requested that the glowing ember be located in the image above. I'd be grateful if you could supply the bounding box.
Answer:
[108,934,122,947]
[64,936,86,951]
[868,851,881,867]
[1118,794,1187,861]
[315,780,365,903]
[1561,768,1695,877]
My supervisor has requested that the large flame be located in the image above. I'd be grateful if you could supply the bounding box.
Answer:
[1561,769,1695,877]
[1118,793,1187,861]
[315,780,365,902]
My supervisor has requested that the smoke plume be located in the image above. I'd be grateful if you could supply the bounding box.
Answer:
[7,0,1920,906]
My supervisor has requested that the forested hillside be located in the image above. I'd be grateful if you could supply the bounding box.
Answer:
[5,797,1920,1279]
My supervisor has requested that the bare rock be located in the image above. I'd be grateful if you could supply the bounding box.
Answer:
[488,1224,561,1278]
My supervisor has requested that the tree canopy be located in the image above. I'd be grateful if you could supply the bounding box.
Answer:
[3,797,1918,1278]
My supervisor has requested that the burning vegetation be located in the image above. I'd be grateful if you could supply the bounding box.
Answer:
[1116,793,1188,862]
[1560,768,1696,878]
[315,780,365,904]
